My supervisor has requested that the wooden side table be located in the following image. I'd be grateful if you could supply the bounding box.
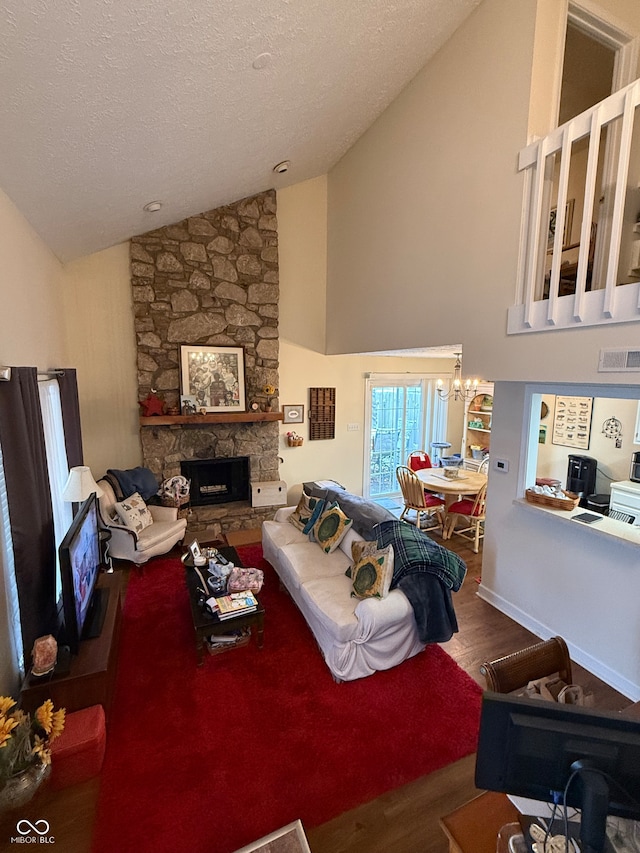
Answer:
[440,791,518,853]
[21,572,123,719]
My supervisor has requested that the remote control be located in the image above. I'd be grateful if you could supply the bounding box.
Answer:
[213,551,230,566]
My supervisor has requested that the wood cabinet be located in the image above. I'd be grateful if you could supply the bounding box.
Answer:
[440,791,518,853]
[462,384,493,469]
[21,572,123,719]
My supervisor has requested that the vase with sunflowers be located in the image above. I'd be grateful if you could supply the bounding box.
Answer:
[0,696,65,811]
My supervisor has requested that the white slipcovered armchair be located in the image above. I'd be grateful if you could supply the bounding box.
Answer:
[97,478,187,565]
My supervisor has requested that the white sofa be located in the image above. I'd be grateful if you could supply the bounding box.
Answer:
[262,505,425,681]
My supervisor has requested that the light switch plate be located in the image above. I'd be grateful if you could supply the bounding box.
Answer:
[494,458,509,473]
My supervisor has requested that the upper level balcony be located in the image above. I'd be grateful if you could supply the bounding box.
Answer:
[508,77,640,336]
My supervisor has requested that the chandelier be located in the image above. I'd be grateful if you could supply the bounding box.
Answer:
[436,353,479,402]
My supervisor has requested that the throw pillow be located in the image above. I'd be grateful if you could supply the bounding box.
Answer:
[313,503,353,554]
[350,542,394,599]
[289,491,325,533]
[345,539,377,578]
[114,492,154,534]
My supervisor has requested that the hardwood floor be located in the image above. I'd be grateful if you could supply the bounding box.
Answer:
[1,532,630,853]
[307,535,630,853]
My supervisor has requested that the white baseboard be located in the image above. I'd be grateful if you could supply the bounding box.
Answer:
[477,584,640,702]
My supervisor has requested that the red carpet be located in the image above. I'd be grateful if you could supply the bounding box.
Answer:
[93,544,482,853]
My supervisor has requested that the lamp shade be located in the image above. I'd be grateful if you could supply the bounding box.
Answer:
[62,466,104,502]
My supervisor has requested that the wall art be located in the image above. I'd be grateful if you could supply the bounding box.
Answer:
[180,345,246,412]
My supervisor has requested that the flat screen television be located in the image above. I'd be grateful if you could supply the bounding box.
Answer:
[58,493,108,655]
[475,691,640,853]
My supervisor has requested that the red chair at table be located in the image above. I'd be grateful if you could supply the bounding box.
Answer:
[407,450,433,471]
[443,483,487,553]
[407,450,445,504]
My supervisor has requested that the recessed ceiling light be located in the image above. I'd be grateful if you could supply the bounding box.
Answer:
[143,201,162,213]
[273,161,290,174]
[252,52,272,70]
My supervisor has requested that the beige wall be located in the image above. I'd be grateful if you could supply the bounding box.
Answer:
[278,177,327,354]
[326,0,535,373]
[276,181,464,502]
[0,188,66,368]
[60,244,141,477]
[0,188,67,695]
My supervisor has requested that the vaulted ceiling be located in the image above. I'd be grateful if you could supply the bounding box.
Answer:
[0,0,481,261]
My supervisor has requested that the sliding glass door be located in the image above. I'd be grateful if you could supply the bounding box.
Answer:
[364,374,446,500]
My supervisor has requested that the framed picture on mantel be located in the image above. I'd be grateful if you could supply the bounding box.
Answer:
[179,345,246,412]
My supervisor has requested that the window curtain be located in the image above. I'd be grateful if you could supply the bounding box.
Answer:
[57,369,83,469]
[0,367,57,657]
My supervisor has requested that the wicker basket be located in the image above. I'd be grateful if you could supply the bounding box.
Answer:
[287,437,303,446]
[525,489,580,511]
[160,495,190,509]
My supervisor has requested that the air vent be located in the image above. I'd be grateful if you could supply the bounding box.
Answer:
[598,348,640,372]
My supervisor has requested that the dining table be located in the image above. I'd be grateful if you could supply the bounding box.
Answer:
[416,467,487,509]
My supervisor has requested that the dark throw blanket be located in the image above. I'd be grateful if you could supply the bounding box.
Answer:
[375,519,467,644]
[106,467,159,502]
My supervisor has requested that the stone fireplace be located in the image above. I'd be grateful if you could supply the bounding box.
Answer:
[130,190,282,537]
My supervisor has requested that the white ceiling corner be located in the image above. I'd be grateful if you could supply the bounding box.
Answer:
[0,0,481,262]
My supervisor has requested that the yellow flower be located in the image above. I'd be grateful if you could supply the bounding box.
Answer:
[32,736,51,766]
[0,714,19,748]
[35,700,54,735]
[0,696,16,716]
[49,708,65,741]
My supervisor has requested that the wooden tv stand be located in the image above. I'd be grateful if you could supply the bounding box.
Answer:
[21,572,123,720]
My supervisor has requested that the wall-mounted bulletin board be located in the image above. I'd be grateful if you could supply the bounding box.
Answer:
[552,395,593,450]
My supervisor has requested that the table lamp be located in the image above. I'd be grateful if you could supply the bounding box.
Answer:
[62,466,104,503]
[62,467,112,571]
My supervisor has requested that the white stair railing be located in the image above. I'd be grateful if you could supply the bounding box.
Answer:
[508,77,640,334]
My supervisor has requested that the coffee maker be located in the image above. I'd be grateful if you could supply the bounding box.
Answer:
[566,454,597,504]
[630,451,640,483]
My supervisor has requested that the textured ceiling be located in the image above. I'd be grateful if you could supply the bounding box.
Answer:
[0,0,480,262]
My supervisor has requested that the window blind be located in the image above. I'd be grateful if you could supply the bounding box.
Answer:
[0,441,24,679]
[38,380,73,601]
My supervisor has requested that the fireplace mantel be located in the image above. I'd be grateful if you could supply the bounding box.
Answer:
[139,412,283,427]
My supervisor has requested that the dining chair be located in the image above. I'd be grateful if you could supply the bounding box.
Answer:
[478,455,490,474]
[396,465,445,529]
[443,482,487,552]
[406,450,433,471]
[479,636,573,694]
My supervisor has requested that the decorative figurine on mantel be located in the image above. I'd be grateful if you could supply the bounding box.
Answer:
[139,389,165,417]
[262,385,278,412]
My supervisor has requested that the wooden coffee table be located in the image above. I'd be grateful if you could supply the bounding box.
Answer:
[183,546,265,665]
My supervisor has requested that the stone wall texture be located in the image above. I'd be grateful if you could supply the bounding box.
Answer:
[130,190,281,536]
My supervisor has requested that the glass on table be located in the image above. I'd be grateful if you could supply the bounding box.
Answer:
[496,822,527,853]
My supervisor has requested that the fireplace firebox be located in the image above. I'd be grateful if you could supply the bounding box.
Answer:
[181,457,250,507]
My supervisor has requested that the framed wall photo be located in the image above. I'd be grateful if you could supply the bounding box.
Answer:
[282,404,304,424]
[232,820,311,853]
[552,395,593,450]
[180,345,246,412]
